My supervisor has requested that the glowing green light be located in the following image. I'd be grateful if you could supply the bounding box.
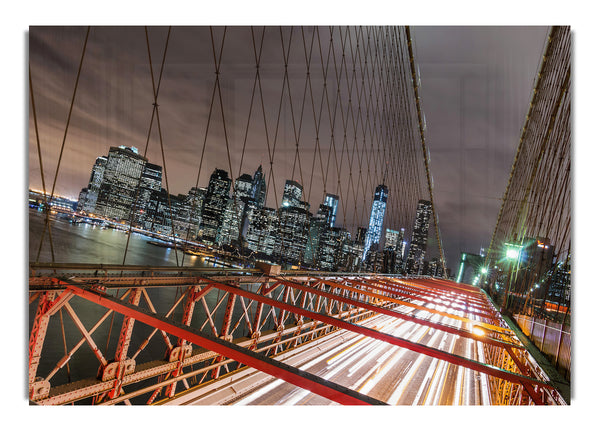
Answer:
[505,243,522,261]
[480,267,488,274]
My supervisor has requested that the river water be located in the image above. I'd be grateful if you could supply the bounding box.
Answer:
[28,209,237,390]
[29,208,206,267]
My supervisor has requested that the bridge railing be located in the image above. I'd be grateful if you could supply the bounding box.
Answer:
[29,265,565,405]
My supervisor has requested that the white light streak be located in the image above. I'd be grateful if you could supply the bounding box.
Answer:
[412,357,439,405]
[359,347,406,394]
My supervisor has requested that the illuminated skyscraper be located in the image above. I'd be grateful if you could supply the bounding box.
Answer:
[217,173,253,246]
[276,206,310,265]
[405,199,432,275]
[303,204,331,266]
[132,162,162,227]
[246,206,279,257]
[324,193,339,227]
[355,227,367,245]
[95,146,147,220]
[281,180,304,208]
[77,155,108,213]
[183,187,205,239]
[362,184,388,260]
[199,168,231,244]
[316,227,346,271]
[251,165,266,208]
[384,228,400,250]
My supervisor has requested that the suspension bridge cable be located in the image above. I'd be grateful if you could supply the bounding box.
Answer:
[405,26,447,277]
[35,26,90,263]
[122,26,172,266]
[30,65,55,263]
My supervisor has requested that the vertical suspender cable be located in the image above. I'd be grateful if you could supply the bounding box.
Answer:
[35,26,90,263]
[30,66,55,263]
[404,26,447,277]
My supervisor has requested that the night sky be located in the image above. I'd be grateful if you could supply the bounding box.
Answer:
[27,25,548,274]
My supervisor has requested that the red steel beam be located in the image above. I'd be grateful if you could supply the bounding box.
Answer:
[312,277,512,335]
[397,278,490,309]
[186,276,556,398]
[377,277,490,310]
[344,277,494,320]
[414,278,488,300]
[29,291,57,386]
[57,278,385,406]
[371,277,493,313]
[277,278,523,351]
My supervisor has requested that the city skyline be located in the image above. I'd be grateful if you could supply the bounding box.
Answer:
[71,142,438,274]
[28,26,549,274]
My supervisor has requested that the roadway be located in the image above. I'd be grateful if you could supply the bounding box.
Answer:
[165,301,492,405]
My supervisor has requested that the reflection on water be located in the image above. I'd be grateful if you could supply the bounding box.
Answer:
[29,209,207,267]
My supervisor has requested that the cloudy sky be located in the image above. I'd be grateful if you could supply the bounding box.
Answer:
[28,25,548,273]
[412,26,548,270]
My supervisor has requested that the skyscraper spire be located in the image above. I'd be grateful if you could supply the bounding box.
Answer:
[363,184,388,260]
[251,165,266,207]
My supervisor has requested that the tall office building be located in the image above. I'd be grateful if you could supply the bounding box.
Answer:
[383,228,405,274]
[233,173,253,199]
[323,193,339,227]
[316,227,346,271]
[246,206,279,257]
[340,239,363,272]
[281,180,304,208]
[405,199,432,275]
[251,165,266,208]
[95,146,148,220]
[77,155,108,213]
[303,204,331,266]
[362,184,388,260]
[217,173,254,246]
[398,228,407,260]
[184,187,205,239]
[132,162,162,227]
[384,229,400,251]
[426,257,444,277]
[143,189,193,237]
[276,206,310,265]
[199,168,231,244]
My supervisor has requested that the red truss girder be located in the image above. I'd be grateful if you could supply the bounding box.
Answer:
[29,273,560,405]
[175,276,556,399]
[55,279,385,406]
[392,278,490,308]
[370,277,494,316]
[313,277,511,336]
[281,277,523,351]
[382,277,491,311]
[413,279,499,309]
[341,277,495,321]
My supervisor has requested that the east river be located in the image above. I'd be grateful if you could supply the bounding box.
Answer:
[29,208,209,267]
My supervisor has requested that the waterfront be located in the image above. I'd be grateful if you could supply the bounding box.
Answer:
[29,208,210,267]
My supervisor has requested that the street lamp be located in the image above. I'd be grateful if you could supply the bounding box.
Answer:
[505,243,522,261]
